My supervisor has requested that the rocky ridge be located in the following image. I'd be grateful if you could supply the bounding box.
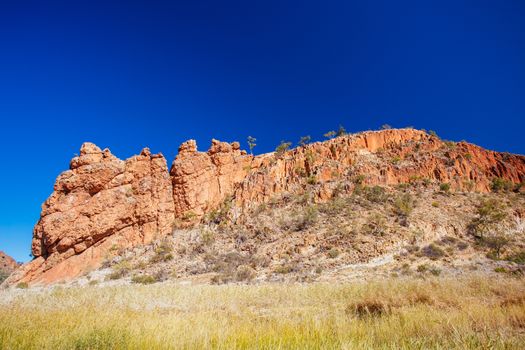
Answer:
[5,128,525,285]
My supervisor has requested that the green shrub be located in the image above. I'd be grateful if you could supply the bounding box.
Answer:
[298,135,311,147]
[275,141,292,158]
[150,240,174,263]
[469,198,506,239]
[420,244,446,260]
[416,264,428,273]
[106,260,131,280]
[16,282,28,289]
[323,130,336,139]
[131,274,158,284]
[234,265,256,282]
[429,267,441,276]
[306,174,317,185]
[506,251,525,264]
[336,125,347,137]
[393,193,415,226]
[491,178,514,193]
[439,183,450,193]
[274,264,294,274]
[364,186,387,203]
[481,234,510,259]
[293,206,318,231]
[363,213,387,236]
[327,248,340,259]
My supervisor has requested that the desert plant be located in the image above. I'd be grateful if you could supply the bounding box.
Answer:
[363,212,387,236]
[336,125,346,136]
[298,135,311,147]
[247,136,256,155]
[150,240,174,263]
[506,251,525,264]
[293,205,318,231]
[391,156,401,164]
[234,265,256,282]
[393,193,414,226]
[491,177,514,193]
[106,259,131,280]
[469,198,507,239]
[439,183,451,193]
[323,130,336,139]
[274,264,294,274]
[381,124,392,130]
[16,282,28,289]
[482,234,511,259]
[275,141,291,158]
[327,248,340,259]
[419,244,446,260]
[364,185,387,203]
[131,274,158,284]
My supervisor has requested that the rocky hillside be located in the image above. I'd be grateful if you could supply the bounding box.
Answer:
[5,128,525,286]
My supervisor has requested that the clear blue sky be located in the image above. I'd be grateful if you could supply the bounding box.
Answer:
[1,0,524,262]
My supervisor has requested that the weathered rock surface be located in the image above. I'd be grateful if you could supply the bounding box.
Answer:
[0,251,17,273]
[7,143,174,285]
[170,139,268,222]
[234,129,525,207]
[9,128,525,285]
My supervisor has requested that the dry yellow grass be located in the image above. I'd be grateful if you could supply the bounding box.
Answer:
[1,276,524,349]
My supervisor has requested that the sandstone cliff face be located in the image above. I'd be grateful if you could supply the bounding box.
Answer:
[9,129,525,285]
[8,143,174,285]
[234,129,525,207]
[170,139,268,222]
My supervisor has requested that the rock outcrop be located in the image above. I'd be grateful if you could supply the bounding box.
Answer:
[8,128,525,285]
[0,251,17,273]
[171,139,268,222]
[7,143,174,285]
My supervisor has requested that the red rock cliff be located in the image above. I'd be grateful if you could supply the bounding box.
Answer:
[8,129,525,285]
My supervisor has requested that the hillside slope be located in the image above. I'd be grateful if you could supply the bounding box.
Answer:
[5,128,525,286]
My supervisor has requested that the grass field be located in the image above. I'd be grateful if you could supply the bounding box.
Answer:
[1,276,524,349]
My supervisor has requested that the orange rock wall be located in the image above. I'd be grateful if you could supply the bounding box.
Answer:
[8,129,525,285]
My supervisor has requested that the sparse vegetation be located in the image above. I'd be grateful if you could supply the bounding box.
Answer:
[275,141,292,158]
[323,130,336,139]
[439,182,451,193]
[419,244,446,260]
[16,282,28,289]
[491,177,514,193]
[246,136,256,154]
[131,274,158,284]
[336,125,346,136]
[393,193,414,225]
[298,135,311,147]
[327,248,340,259]
[149,240,174,264]
[469,198,507,239]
